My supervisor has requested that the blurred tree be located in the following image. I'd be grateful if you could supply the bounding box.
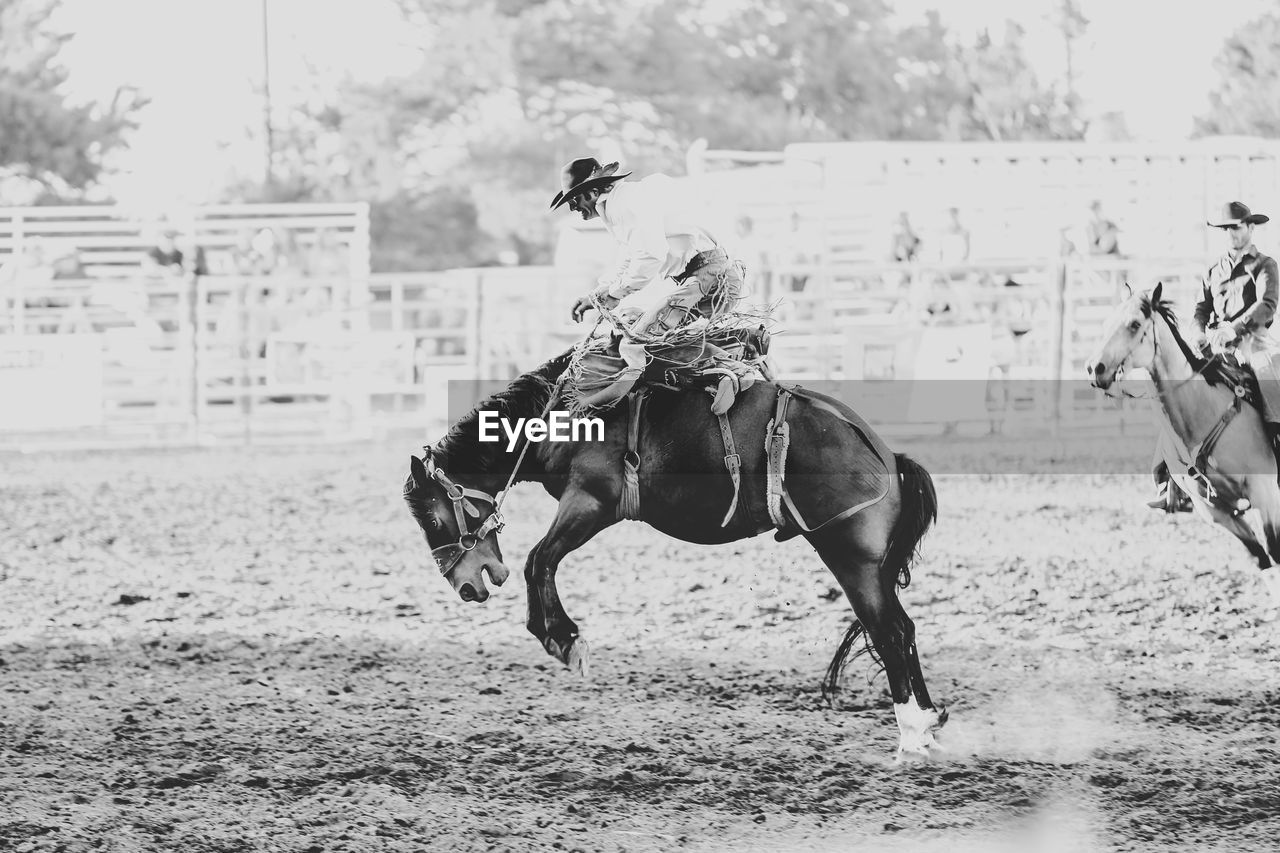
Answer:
[0,0,142,195]
[370,186,493,272]
[258,0,1084,268]
[514,0,945,146]
[947,22,1081,142]
[1197,11,1280,137]
[1054,0,1089,136]
[708,0,949,142]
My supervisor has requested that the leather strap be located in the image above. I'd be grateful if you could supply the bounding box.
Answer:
[717,412,741,527]
[618,389,646,520]
[765,388,792,529]
[1179,391,1246,507]
[423,454,505,578]
[765,385,892,533]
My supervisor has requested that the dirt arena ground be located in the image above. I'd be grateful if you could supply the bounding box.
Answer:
[2,440,1279,852]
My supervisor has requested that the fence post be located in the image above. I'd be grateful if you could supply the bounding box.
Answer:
[186,273,199,442]
[193,275,207,442]
[1049,256,1069,436]
[471,270,485,378]
[13,213,24,335]
[241,277,254,446]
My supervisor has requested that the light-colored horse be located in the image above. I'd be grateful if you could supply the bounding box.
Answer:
[1089,282,1280,602]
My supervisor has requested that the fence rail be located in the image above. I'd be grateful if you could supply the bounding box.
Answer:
[0,258,1208,449]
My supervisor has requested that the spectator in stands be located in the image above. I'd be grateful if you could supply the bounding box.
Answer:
[890,211,921,263]
[251,227,280,274]
[938,207,971,264]
[923,277,956,322]
[1086,200,1121,256]
[178,235,208,277]
[0,238,55,289]
[1058,225,1079,257]
[49,243,87,280]
[252,226,304,276]
[143,230,184,276]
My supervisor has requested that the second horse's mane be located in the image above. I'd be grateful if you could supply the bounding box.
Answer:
[1139,290,1250,390]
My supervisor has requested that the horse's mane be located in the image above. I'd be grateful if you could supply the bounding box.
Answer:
[430,348,576,474]
[1139,291,1251,389]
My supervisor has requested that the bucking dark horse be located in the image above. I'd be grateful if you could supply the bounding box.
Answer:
[404,348,946,759]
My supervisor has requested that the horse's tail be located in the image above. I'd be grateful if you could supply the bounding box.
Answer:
[820,453,937,703]
[884,453,937,590]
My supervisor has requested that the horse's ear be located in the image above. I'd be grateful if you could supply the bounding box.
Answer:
[1151,281,1163,303]
[410,455,429,489]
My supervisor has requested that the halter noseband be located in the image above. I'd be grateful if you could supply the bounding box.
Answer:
[421,451,505,579]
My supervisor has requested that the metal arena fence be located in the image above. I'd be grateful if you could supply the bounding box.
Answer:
[0,257,1210,450]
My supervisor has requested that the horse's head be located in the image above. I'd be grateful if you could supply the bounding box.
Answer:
[1089,282,1162,390]
[404,453,511,603]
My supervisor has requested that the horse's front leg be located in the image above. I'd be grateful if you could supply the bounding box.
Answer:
[525,489,613,675]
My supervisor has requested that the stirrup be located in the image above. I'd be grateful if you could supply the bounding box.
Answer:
[710,374,738,416]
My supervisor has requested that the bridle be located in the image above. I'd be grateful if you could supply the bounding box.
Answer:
[414,325,599,581]
[420,451,507,579]
[417,450,501,578]
[418,370,578,579]
[1108,309,1217,401]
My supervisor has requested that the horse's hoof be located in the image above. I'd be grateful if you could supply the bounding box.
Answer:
[894,702,947,762]
[894,745,934,765]
[566,636,591,678]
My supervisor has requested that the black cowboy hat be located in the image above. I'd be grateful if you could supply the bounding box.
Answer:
[549,157,631,210]
[1207,201,1270,228]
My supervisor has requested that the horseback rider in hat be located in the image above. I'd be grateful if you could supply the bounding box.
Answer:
[552,157,746,409]
[1150,201,1280,511]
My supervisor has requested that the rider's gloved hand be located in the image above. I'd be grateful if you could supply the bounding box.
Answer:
[570,295,594,323]
[570,288,619,323]
[1209,325,1238,352]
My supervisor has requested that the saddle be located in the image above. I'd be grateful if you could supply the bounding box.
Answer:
[566,322,772,416]
[568,314,775,527]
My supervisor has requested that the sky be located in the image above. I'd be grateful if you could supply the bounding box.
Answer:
[48,0,1273,208]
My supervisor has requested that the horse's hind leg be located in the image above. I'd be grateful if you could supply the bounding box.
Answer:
[810,517,944,761]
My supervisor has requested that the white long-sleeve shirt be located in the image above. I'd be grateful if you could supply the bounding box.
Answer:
[595,175,723,300]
